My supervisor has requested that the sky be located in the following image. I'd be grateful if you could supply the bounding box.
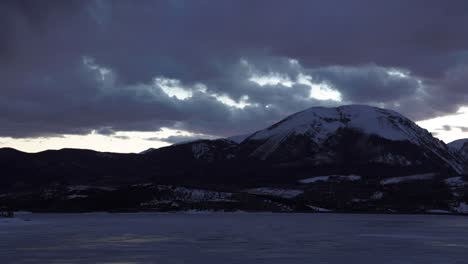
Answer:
[1,0,468,153]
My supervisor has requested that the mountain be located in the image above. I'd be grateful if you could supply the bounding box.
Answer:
[239,105,464,176]
[449,139,468,159]
[226,133,251,144]
[1,105,467,214]
[449,139,468,172]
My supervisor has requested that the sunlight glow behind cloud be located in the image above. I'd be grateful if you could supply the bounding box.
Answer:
[249,72,342,102]
[0,128,217,153]
[417,106,468,143]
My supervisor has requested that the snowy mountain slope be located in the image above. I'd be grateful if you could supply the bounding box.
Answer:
[144,138,239,162]
[241,105,464,175]
[448,139,468,151]
[248,105,414,142]
[226,133,252,144]
[449,139,468,160]
[140,148,157,154]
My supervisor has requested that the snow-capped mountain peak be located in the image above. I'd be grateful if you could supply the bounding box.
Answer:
[248,105,427,143]
[243,105,464,174]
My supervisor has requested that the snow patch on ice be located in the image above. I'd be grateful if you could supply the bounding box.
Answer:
[244,188,304,199]
[445,177,466,187]
[68,185,116,192]
[453,202,468,214]
[132,183,154,188]
[426,209,451,214]
[306,205,332,212]
[299,175,361,184]
[67,194,88,199]
[380,173,435,185]
[371,191,384,200]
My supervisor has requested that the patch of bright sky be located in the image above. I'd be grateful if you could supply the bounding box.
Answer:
[417,106,468,143]
[0,128,211,153]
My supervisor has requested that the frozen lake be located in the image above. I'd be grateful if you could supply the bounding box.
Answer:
[1,213,468,263]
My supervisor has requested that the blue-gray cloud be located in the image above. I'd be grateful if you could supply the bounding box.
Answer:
[1,0,468,138]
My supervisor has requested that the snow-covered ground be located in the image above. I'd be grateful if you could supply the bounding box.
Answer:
[1,213,468,263]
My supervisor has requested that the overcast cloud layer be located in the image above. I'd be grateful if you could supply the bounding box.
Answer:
[1,0,468,142]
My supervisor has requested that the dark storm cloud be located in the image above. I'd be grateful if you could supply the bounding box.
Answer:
[149,134,216,144]
[1,0,468,139]
[308,65,421,103]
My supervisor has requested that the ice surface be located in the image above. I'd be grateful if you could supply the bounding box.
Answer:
[1,213,468,264]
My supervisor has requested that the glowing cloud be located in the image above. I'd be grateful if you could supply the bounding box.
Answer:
[249,74,294,87]
[154,77,193,100]
[214,94,252,109]
[297,74,342,101]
